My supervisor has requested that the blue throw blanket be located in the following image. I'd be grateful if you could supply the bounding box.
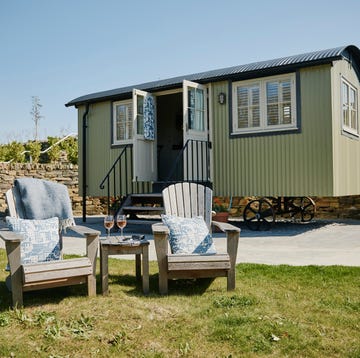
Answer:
[14,178,75,231]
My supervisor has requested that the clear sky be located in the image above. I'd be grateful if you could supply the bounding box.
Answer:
[1,0,360,144]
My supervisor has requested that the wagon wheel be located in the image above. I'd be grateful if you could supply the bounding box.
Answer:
[243,198,275,231]
[289,197,316,222]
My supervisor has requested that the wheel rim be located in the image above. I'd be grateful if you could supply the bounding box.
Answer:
[243,199,275,230]
[289,197,316,222]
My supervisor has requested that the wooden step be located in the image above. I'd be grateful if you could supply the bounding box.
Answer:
[126,218,161,225]
[122,206,164,212]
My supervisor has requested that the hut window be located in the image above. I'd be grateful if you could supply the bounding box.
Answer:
[341,78,358,136]
[113,100,133,144]
[232,73,297,134]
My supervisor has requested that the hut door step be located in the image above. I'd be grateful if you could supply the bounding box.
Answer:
[119,193,164,224]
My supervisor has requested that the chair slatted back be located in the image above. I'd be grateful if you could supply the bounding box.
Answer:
[6,187,25,218]
[5,187,64,255]
[162,183,213,229]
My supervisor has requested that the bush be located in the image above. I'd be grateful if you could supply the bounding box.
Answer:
[46,136,62,162]
[5,141,26,163]
[0,135,78,164]
[60,136,78,164]
[25,141,42,163]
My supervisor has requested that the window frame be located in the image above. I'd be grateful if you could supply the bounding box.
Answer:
[112,99,133,146]
[231,73,297,135]
[341,77,358,137]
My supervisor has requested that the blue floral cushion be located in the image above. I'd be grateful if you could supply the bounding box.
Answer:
[6,217,61,265]
[161,215,216,255]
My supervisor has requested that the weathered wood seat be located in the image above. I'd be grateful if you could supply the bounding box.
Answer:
[0,184,100,307]
[152,182,240,294]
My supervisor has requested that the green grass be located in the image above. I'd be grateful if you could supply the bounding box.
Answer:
[0,249,359,357]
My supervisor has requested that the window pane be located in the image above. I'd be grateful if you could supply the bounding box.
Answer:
[238,87,248,107]
[188,87,205,131]
[282,104,292,124]
[236,85,260,129]
[267,104,279,125]
[351,110,357,130]
[238,108,248,128]
[267,82,278,103]
[115,103,133,141]
[137,96,144,135]
[282,81,291,102]
[252,106,260,127]
[188,88,195,108]
[342,82,349,105]
[343,108,349,127]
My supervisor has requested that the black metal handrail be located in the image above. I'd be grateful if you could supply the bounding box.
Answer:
[99,144,132,214]
[166,139,211,184]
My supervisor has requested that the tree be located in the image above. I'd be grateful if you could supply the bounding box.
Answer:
[30,96,43,141]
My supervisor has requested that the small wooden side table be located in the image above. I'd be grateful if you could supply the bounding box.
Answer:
[100,236,150,295]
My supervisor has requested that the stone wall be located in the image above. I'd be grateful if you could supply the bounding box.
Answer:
[214,195,360,220]
[1,162,360,220]
[0,163,105,217]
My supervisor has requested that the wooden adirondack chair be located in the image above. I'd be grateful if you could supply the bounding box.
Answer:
[152,182,240,294]
[0,184,100,307]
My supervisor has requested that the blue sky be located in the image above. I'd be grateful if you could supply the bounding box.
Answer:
[1,0,360,144]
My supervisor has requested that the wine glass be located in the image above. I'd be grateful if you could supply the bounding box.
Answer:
[116,214,127,240]
[104,215,114,238]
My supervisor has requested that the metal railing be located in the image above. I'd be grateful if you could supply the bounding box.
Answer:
[166,139,211,185]
[99,144,133,214]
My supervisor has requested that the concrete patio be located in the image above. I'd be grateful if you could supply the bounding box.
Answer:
[61,216,360,266]
[1,216,359,266]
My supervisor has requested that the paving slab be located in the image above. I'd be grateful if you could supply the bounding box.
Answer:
[1,216,359,266]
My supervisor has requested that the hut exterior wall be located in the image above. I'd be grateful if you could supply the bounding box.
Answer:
[78,102,127,197]
[331,60,360,195]
[211,65,334,197]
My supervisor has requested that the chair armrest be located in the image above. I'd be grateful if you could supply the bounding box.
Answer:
[152,223,169,235]
[67,225,99,268]
[212,220,240,233]
[152,223,169,261]
[0,230,24,243]
[68,225,100,237]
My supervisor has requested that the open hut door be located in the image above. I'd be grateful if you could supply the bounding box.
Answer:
[182,80,210,182]
[132,89,157,182]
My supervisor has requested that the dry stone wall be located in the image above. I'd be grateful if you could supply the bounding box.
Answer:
[0,163,105,217]
[1,162,360,219]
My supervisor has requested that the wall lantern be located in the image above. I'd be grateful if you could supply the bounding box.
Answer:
[218,92,226,105]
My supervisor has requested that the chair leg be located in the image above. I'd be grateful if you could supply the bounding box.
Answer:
[87,275,96,296]
[159,272,168,295]
[227,268,236,291]
[6,241,24,307]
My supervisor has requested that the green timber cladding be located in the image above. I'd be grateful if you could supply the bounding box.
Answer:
[67,45,360,198]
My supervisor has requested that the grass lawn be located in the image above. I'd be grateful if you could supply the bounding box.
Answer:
[0,249,359,357]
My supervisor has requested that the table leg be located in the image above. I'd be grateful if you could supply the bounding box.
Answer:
[100,245,109,295]
[142,245,149,294]
[135,254,141,281]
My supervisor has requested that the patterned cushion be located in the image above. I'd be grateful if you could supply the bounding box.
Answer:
[161,215,216,255]
[6,217,61,265]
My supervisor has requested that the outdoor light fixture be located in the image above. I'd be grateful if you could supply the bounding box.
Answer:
[218,92,226,105]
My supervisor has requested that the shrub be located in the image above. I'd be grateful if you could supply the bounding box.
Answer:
[25,141,42,163]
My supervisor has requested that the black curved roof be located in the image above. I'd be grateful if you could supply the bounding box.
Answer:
[65,45,360,107]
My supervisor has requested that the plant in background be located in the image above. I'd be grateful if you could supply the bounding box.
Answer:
[46,136,61,162]
[60,136,78,164]
[213,197,229,213]
[30,96,43,141]
[109,196,122,214]
[5,141,26,163]
[25,140,41,163]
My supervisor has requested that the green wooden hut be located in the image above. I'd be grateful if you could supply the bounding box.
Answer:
[66,45,360,218]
